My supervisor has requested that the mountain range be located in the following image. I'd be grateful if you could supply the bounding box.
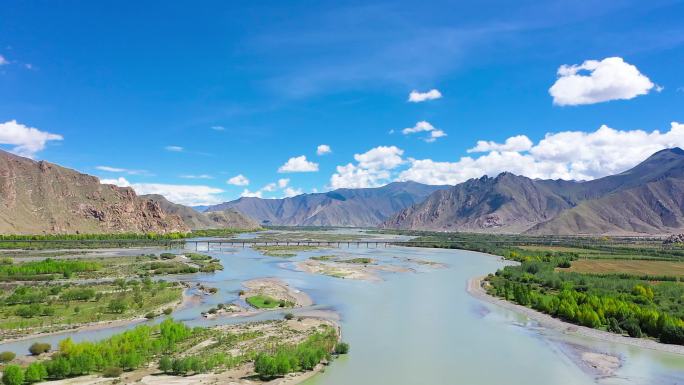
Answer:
[142,194,260,230]
[205,181,447,227]
[383,148,684,235]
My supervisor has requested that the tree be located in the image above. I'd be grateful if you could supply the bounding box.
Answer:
[108,298,127,313]
[2,365,24,385]
[24,362,47,384]
[334,342,350,354]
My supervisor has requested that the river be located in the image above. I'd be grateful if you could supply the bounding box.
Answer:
[1,233,683,384]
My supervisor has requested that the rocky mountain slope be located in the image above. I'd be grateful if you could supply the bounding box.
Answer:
[205,181,447,227]
[0,150,188,234]
[142,194,260,230]
[383,148,684,235]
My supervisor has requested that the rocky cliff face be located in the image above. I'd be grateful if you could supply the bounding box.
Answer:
[0,150,188,234]
[142,194,260,230]
[383,148,684,235]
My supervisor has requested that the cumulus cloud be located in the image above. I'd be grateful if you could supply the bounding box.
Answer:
[467,135,533,153]
[316,144,332,155]
[0,120,63,158]
[0,55,8,66]
[278,178,290,188]
[283,187,303,197]
[240,189,262,198]
[399,122,684,185]
[549,57,655,106]
[330,146,404,189]
[165,145,184,152]
[100,177,224,206]
[401,121,446,142]
[408,89,442,103]
[278,155,319,173]
[227,174,250,186]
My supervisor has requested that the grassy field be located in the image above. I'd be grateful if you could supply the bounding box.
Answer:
[559,259,684,277]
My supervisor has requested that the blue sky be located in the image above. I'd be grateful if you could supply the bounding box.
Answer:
[1,0,684,205]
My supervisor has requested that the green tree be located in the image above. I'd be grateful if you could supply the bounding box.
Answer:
[24,362,47,383]
[159,356,173,373]
[2,365,24,385]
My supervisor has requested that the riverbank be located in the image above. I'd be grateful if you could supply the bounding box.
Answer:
[467,276,684,356]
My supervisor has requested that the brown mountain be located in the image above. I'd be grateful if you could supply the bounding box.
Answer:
[205,181,447,227]
[383,148,684,235]
[142,194,260,230]
[0,150,188,234]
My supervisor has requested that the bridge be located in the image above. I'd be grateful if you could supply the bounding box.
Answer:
[185,239,403,251]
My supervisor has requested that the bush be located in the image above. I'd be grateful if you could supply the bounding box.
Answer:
[29,342,51,355]
[284,313,294,320]
[660,322,684,345]
[163,307,173,315]
[159,356,173,373]
[145,312,156,320]
[24,362,47,383]
[0,351,15,362]
[102,366,123,378]
[334,342,350,354]
[160,253,176,260]
[1,365,24,385]
[621,318,643,338]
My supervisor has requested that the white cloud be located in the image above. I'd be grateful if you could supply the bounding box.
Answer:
[180,174,213,179]
[467,135,533,153]
[227,174,250,186]
[96,166,148,175]
[401,121,446,142]
[210,126,225,131]
[316,144,332,155]
[408,89,442,103]
[261,182,277,192]
[283,187,303,198]
[100,177,131,187]
[240,189,262,198]
[330,146,404,189]
[0,120,63,158]
[100,177,225,206]
[278,178,290,188]
[399,122,684,185]
[278,155,319,173]
[0,55,8,66]
[165,145,184,152]
[549,57,655,106]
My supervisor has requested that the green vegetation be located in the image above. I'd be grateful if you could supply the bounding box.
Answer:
[253,326,344,379]
[0,258,100,281]
[342,257,373,264]
[0,351,15,362]
[0,280,182,338]
[246,295,293,309]
[28,343,51,356]
[189,228,261,237]
[310,255,336,261]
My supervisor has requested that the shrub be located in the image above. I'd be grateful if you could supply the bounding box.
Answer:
[160,253,176,260]
[0,351,15,363]
[24,362,47,383]
[1,365,23,385]
[284,313,294,320]
[159,356,173,373]
[145,312,156,319]
[621,318,643,338]
[334,342,350,354]
[29,342,51,355]
[102,366,123,378]
[163,307,173,315]
[108,299,127,314]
